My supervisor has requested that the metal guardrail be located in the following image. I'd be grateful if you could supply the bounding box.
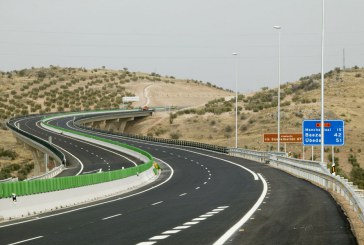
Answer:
[228,147,364,223]
[6,121,66,166]
[73,116,228,154]
[80,126,228,154]
[26,164,65,181]
[0,177,18,183]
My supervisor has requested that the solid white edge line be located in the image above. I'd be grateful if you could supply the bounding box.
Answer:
[7,236,44,245]
[74,129,259,180]
[63,120,138,167]
[70,126,259,181]
[0,158,174,229]
[15,118,84,175]
[213,173,268,245]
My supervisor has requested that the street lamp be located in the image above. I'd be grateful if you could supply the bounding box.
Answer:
[320,0,325,163]
[273,25,281,152]
[232,52,238,148]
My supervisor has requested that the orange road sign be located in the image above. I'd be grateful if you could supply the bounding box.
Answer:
[263,133,302,143]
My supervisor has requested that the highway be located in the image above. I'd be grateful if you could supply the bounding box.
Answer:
[0,114,357,244]
[10,116,144,176]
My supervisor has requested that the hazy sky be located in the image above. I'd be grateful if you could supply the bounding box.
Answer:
[0,0,363,92]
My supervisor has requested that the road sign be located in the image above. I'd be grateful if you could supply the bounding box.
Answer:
[302,120,344,146]
[263,133,302,143]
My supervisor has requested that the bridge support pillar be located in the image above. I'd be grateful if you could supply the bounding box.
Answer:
[26,145,48,175]
[104,117,134,133]
[91,121,103,129]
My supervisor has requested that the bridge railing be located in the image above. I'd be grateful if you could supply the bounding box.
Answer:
[6,120,66,166]
[228,147,364,223]
[25,165,65,181]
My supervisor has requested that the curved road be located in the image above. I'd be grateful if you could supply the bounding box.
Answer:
[0,115,356,244]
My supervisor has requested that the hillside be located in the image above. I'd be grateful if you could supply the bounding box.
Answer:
[124,67,364,186]
[1,66,363,186]
[0,66,232,179]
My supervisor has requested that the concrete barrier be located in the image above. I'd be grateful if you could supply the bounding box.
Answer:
[0,167,158,221]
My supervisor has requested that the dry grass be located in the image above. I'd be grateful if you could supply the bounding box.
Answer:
[125,68,364,178]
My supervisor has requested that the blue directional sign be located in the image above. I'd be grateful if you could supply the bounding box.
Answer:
[302,120,344,146]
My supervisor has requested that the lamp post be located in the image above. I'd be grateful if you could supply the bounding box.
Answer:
[273,25,281,152]
[232,52,238,148]
[320,0,325,164]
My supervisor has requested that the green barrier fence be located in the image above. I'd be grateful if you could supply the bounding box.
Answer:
[1,112,155,198]
[0,161,152,198]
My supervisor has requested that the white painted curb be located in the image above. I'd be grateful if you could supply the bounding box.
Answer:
[0,168,158,221]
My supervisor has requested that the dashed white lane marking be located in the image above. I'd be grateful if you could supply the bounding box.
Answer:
[102,213,122,220]
[137,206,229,245]
[184,221,199,225]
[151,201,164,206]
[179,193,187,197]
[149,235,169,240]
[213,174,267,245]
[200,214,213,217]
[162,230,181,234]
[136,242,156,245]
[173,226,190,230]
[192,217,206,221]
[8,236,44,245]
[212,208,225,212]
[195,187,200,190]
[204,182,207,185]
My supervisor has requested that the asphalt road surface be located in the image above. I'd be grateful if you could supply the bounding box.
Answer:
[1,115,356,245]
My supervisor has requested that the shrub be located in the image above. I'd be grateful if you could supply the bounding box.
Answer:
[0,148,18,160]
[351,166,364,189]
[170,132,180,139]
[224,125,233,133]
